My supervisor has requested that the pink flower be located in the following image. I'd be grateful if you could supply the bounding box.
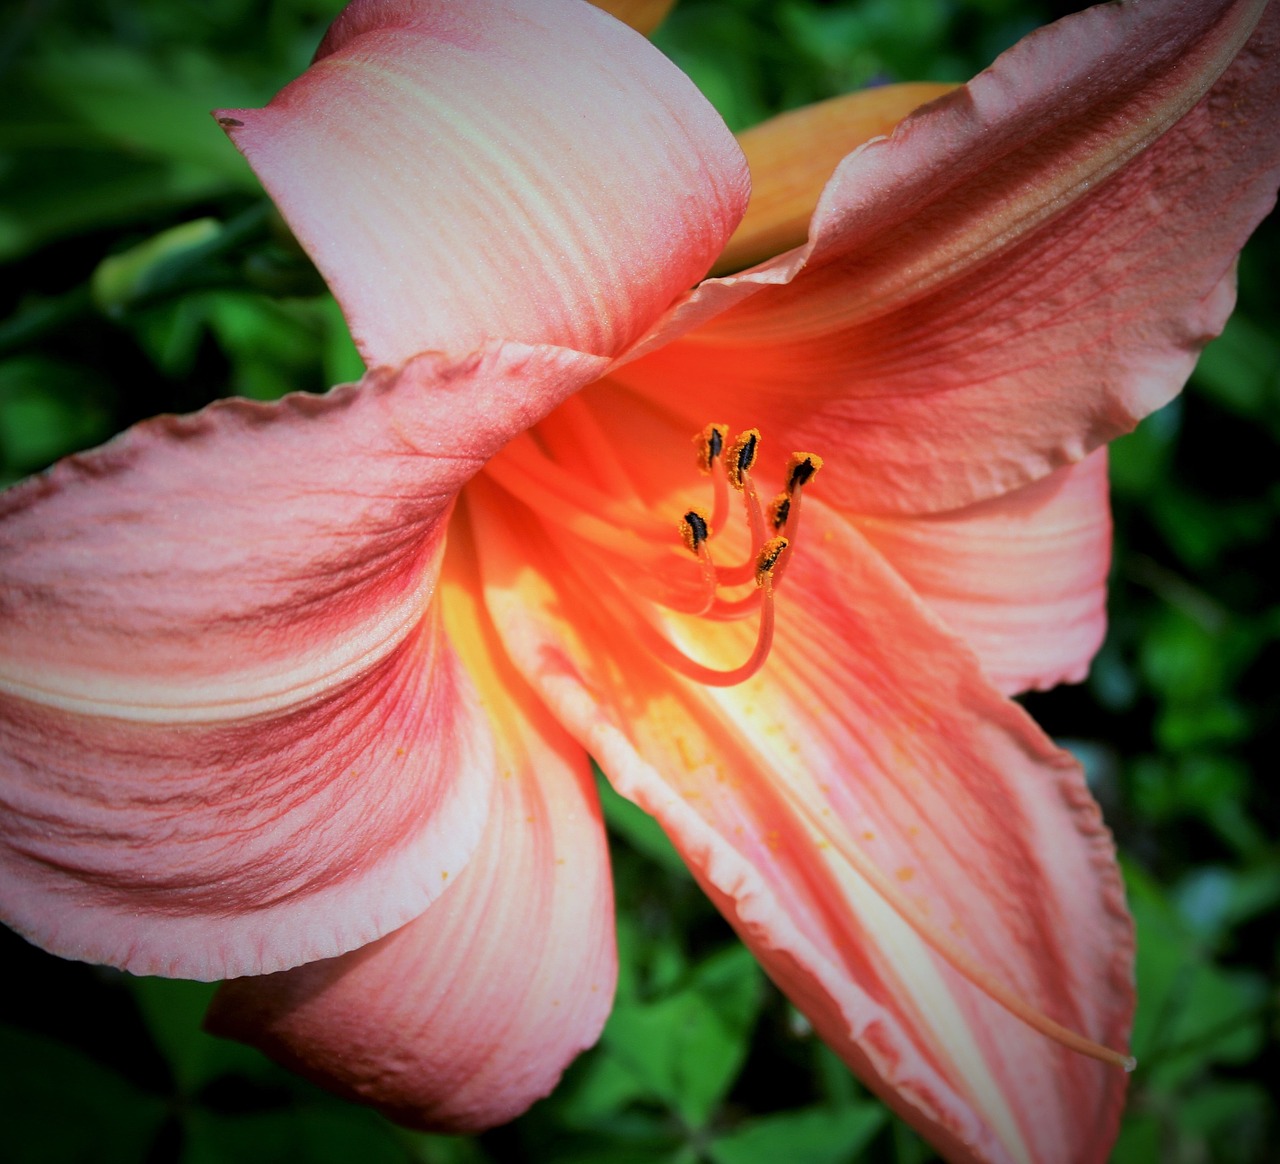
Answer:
[1,0,1276,1160]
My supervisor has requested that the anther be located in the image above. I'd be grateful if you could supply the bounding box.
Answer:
[678,507,718,616]
[694,423,728,474]
[723,429,767,555]
[679,509,710,554]
[726,429,761,491]
[694,423,731,535]
[785,452,824,493]
[769,493,791,531]
[755,536,789,585]
[770,452,823,588]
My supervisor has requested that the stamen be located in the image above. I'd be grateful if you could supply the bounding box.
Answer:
[694,423,731,534]
[755,535,789,583]
[679,507,718,617]
[724,428,766,543]
[769,492,791,531]
[694,423,728,474]
[657,592,775,687]
[547,422,823,685]
[679,508,710,553]
[740,472,767,548]
[785,452,824,493]
[772,452,823,587]
[639,536,787,687]
[726,429,760,491]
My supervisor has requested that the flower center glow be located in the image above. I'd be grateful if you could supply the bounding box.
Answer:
[482,399,822,689]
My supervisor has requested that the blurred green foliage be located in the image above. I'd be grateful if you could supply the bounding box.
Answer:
[1,0,1276,1161]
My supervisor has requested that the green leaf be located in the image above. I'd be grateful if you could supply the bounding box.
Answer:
[182,1105,404,1164]
[1110,1112,1162,1164]
[26,44,267,180]
[1126,865,1268,1090]
[652,7,773,132]
[0,356,114,479]
[91,218,223,316]
[1191,313,1280,436]
[128,976,279,1095]
[603,944,765,1129]
[708,1104,887,1164]
[398,1132,494,1164]
[0,1024,167,1164]
[1173,862,1280,948]
[553,1046,656,1127]
[0,145,236,262]
[1108,400,1179,497]
[1175,1081,1269,1156]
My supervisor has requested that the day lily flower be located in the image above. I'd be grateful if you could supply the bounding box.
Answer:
[1,0,1277,1160]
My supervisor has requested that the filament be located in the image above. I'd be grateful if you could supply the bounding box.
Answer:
[637,544,785,687]
[694,424,731,536]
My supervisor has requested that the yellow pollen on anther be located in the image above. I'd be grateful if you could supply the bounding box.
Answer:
[679,507,711,554]
[694,423,729,474]
[726,428,761,491]
[769,492,791,531]
[784,451,824,493]
[677,505,719,617]
[755,536,789,585]
[770,452,823,588]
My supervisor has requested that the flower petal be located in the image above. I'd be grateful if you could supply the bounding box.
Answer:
[218,0,748,366]
[858,449,1111,695]
[469,480,1133,1164]
[714,84,957,276]
[0,342,607,978]
[621,0,1279,515]
[206,528,616,1132]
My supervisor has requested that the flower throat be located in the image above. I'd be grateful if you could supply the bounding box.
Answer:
[484,405,822,690]
[663,423,822,686]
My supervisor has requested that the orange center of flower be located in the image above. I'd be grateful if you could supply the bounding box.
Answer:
[661,424,823,686]
[483,403,820,688]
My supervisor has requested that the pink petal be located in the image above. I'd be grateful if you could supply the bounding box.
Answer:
[620,0,1279,515]
[218,0,748,366]
[858,450,1111,695]
[468,479,1133,1164]
[0,343,606,979]
[207,541,615,1132]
